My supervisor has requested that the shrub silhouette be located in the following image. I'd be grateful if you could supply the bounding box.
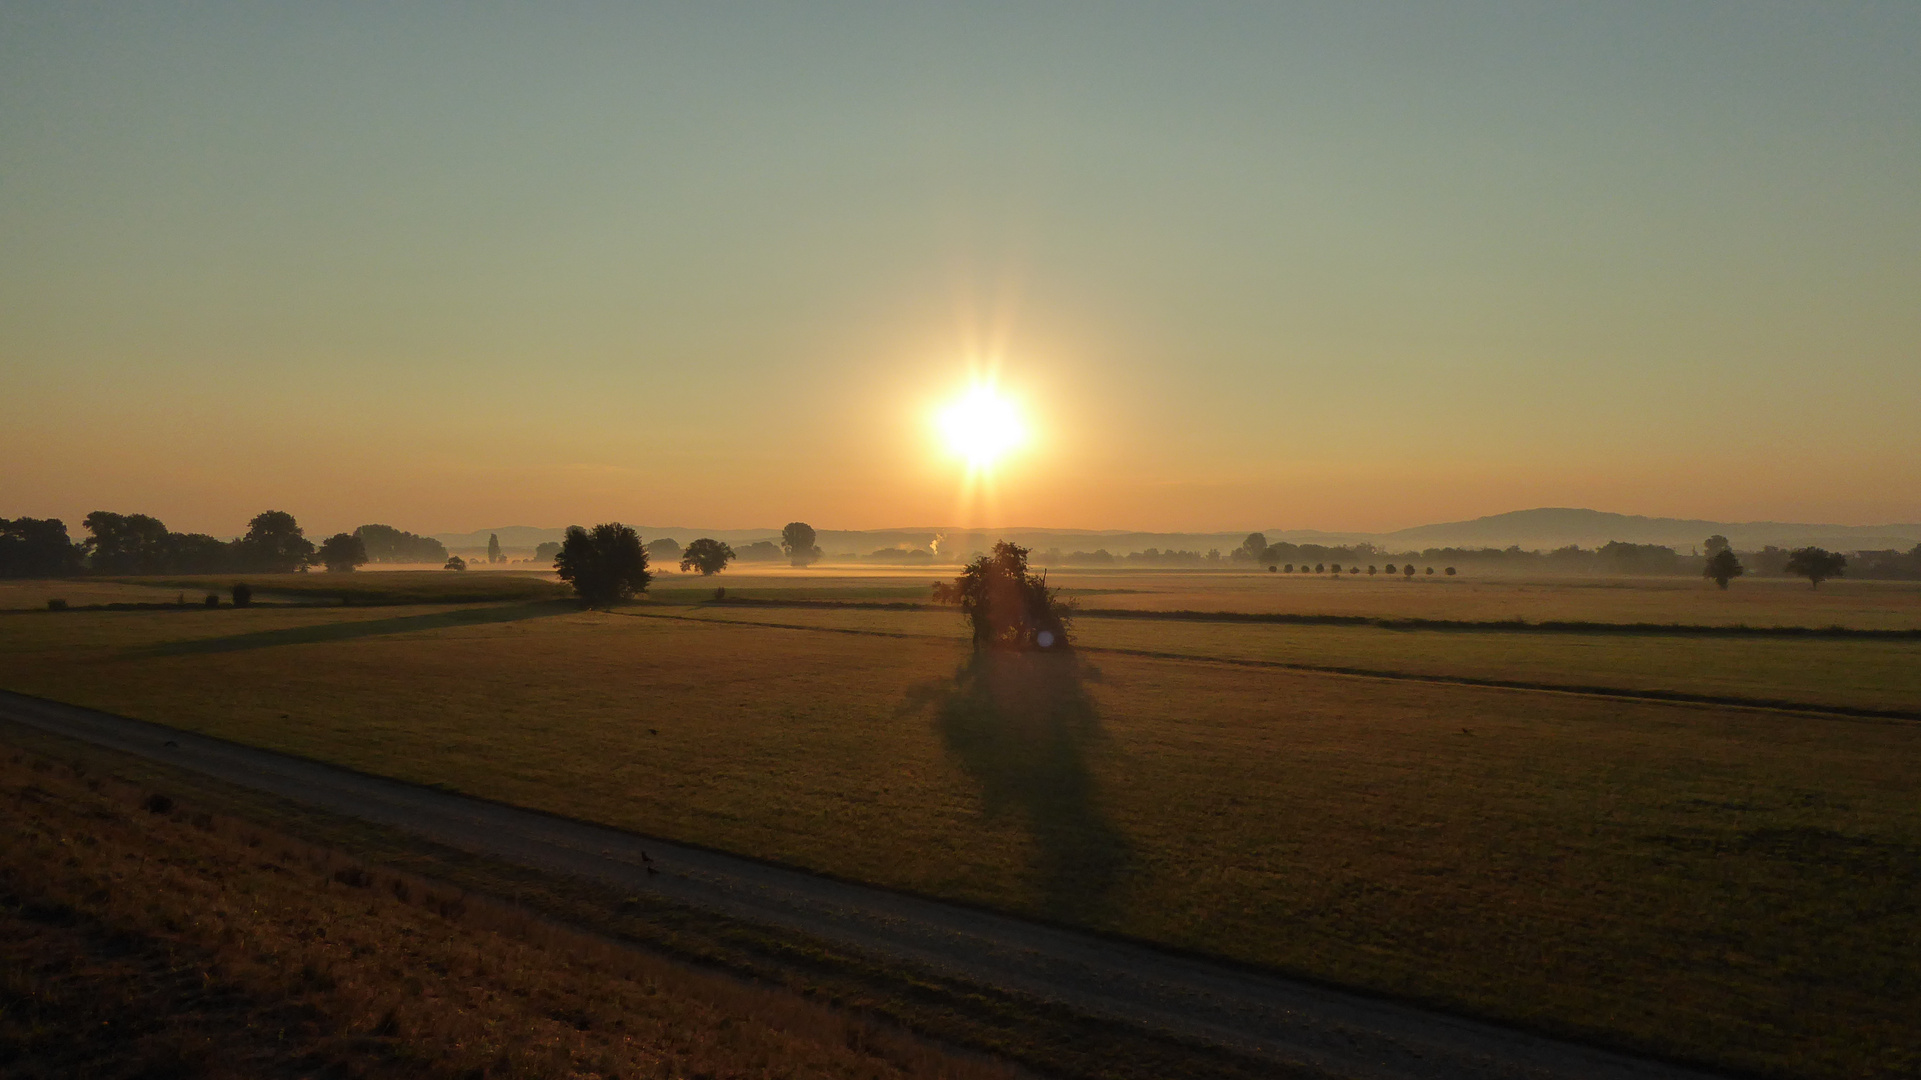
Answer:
[231,583,253,607]
[203,593,219,608]
[935,541,1072,651]
[443,555,466,572]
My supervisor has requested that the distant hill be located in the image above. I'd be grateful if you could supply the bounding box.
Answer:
[436,510,1921,558]
[1378,508,1921,552]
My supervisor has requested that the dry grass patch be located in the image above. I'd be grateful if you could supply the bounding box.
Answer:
[0,749,1009,1080]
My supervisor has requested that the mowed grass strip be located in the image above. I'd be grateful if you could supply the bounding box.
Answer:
[3,606,1918,1078]
[1043,571,1921,629]
[0,749,1007,1080]
[650,603,1921,715]
[108,570,571,605]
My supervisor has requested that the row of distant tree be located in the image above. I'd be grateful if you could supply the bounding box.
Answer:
[1204,532,1921,581]
[0,512,451,578]
[9,513,1918,585]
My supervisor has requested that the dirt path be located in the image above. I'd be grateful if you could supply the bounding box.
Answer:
[1,689,1719,1080]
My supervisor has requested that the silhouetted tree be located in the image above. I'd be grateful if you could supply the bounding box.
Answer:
[781,522,821,567]
[444,555,467,571]
[1329,563,1342,574]
[487,533,504,564]
[235,511,315,573]
[734,540,782,562]
[1703,548,1744,589]
[1403,564,1416,579]
[644,537,681,562]
[354,524,447,564]
[1445,566,1457,576]
[1283,563,1294,573]
[1314,563,1324,573]
[1236,533,1267,562]
[1384,563,1396,574]
[231,583,253,607]
[1784,546,1845,589]
[942,541,1072,651]
[0,518,83,578]
[556,523,652,606]
[1704,534,1732,558]
[679,537,735,576]
[317,533,369,573]
[83,511,173,574]
[535,541,562,563]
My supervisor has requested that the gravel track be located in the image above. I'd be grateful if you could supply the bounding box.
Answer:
[1,689,1720,1080]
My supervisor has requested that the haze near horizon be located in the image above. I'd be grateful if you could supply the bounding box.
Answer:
[3,3,1918,538]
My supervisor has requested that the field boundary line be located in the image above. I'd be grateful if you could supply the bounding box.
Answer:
[691,596,1921,640]
[626,609,1921,723]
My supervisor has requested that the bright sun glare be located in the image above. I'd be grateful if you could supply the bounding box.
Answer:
[938,386,1027,470]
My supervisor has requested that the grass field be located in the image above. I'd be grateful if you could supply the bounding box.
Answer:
[655,603,1921,715]
[0,572,570,609]
[642,565,1921,630]
[3,597,1918,1078]
[0,747,1004,1079]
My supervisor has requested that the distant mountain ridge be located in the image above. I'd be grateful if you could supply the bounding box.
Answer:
[1377,508,1921,552]
[435,509,1921,557]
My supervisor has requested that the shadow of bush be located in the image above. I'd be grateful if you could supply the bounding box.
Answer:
[905,651,1130,921]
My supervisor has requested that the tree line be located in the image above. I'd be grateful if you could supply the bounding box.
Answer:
[0,512,448,577]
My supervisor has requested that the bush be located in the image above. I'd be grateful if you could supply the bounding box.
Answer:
[231,583,253,607]
[940,541,1072,651]
[204,593,220,608]
[46,598,67,611]
[1445,567,1457,576]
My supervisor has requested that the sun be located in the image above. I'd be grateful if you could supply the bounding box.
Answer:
[937,385,1027,469]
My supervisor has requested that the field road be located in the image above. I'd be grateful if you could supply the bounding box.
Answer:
[1,689,1720,1080]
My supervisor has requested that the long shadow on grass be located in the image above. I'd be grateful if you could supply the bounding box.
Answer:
[903,651,1131,922]
[134,601,571,658]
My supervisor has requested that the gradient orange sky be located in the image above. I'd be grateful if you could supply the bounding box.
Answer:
[3,4,1918,538]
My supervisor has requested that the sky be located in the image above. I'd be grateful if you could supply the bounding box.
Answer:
[3,2,1918,537]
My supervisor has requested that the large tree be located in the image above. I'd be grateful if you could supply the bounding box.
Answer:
[1784,546,1846,589]
[0,518,84,578]
[487,533,504,564]
[933,540,1072,651]
[680,538,735,576]
[317,533,369,573]
[1236,532,1267,563]
[353,524,447,564]
[1703,548,1744,589]
[781,522,821,567]
[236,511,315,572]
[555,523,651,605]
[82,511,172,574]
